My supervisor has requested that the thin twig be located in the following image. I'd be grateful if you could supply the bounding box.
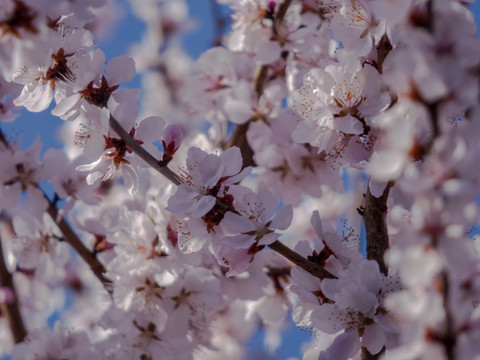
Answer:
[269,240,337,279]
[109,115,182,186]
[0,218,27,344]
[45,199,112,292]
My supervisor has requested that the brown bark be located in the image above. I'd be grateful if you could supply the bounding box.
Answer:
[269,240,337,280]
[361,182,392,275]
[0,219,27,344]
[109,115,182,186]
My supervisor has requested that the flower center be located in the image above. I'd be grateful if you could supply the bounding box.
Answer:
[0,1,37,38]
[79,75,119,108]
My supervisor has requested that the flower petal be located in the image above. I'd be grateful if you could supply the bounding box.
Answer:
[270,204,293,230]
[106,56,136,85]
[222,212,256,234]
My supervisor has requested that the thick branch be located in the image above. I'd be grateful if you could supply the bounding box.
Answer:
[361,182,391,275]
[108,115,183,186]
[0,219,27,344]
[45,201,112,291]
[269,240,337,279]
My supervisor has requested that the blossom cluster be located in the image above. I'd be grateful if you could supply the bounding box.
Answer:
[0,0,479,359]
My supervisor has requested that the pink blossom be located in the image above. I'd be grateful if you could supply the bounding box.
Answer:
[160,124,183,165]
[166,146,250,218]
[217,189,293,276]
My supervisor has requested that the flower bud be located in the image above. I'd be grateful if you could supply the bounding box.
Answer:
[160,124,183,166]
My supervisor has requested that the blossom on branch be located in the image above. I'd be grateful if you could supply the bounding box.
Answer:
[167,146,250,218]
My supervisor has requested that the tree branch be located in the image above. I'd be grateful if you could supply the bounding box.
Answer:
[108,116,335,281]
[360,181,391,360]
[109,115,183,186]
[45,199,112,292]
[269,240,337,279]
[0,218,27,344]
[361,347,384,360]
[361,181,392,275]
[276,0,293,26]
[224,65,269,168]
[224,123,256,168]
[253,65,269,97]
